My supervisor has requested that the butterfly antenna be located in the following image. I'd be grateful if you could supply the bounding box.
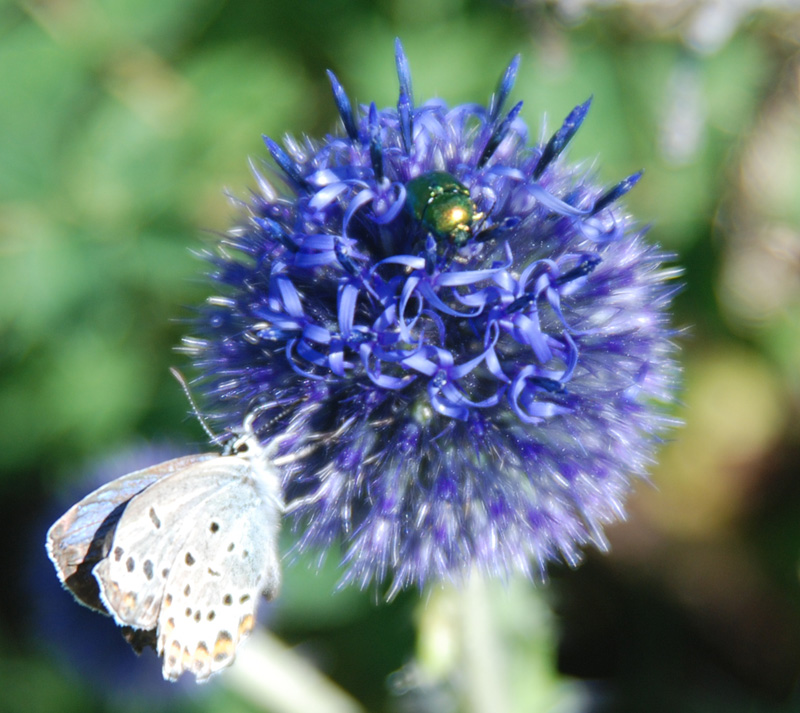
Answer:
[169,367,220,444]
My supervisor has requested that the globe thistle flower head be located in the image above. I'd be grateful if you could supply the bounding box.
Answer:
[186,40,681,596]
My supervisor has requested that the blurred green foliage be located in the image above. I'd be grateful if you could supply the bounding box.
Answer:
[2,1,800,712]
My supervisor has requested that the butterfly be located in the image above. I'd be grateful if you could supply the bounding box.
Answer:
[46,408,287,683]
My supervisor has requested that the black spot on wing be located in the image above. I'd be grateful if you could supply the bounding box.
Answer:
[149,507,161,529]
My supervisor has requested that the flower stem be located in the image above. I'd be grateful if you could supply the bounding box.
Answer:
[458,572,510,713]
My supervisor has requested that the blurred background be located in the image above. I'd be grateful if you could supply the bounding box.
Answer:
[2,0,800,711]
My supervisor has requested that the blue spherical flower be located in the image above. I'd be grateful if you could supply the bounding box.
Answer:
[185,41,680,596]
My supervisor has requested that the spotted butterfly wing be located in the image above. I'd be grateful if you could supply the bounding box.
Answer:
[46,447,283,682]
[46,454,218,615]
[94,454,282,681]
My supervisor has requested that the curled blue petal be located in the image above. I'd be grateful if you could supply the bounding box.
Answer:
[302,323,332,345]
[309,183,348,211]
[371,183,406,226]
[328,338,347,377]
[306,168,346,187]
[360,343,415,390]
[509,366,571,424]
[416,282,483,318]
[337,282,358,338]
[286,339,325,380]
[371,254,426,274]
[275,275,304,318]
[401,351,438,377]
[342,188,375,237]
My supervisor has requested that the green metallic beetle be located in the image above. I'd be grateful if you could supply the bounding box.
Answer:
[405,171,482,247]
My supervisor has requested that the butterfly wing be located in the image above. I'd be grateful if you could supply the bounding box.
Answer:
[46,454,218,613]
[91,455,283,682]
